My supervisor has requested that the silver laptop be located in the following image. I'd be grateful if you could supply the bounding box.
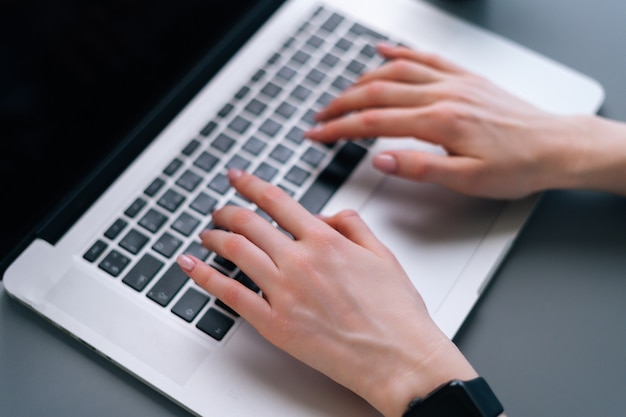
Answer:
[2,0,604,416]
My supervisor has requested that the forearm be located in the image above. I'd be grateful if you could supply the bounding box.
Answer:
[547,114,626,195]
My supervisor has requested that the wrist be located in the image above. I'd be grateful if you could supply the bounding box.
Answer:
[544,114,626,195]
[365,327,478,417]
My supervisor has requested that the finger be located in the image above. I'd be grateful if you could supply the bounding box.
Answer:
[227,169,326,240]
[199,228,278,290]
[211,204,293,257]
[176,254,271,325]
[372,150,484,194]
[320,209,391,255]
[355,59,442,87]
[376,43,468,75]
[316,81,439,122]
[307,106,445,144]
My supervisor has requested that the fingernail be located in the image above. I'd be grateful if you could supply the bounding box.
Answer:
[227,168,244,181]
[177,254,196,272]
[373,154,398,174]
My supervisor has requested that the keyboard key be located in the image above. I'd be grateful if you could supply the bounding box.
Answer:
[84,239,108,262]
[172,288,210,322]
[228,115,251,134]
[176,169,203,192]
[200,120,218,137]
[291,84,312,102]
[196,308,235,341]
[194,151,219,173]
[147,264,189,307]
[181,138,201,156]
[104,218,128,240]
[285,165,310,186]
[225,154,251,171]
[253,162,278,182]
[190,192,218,215]
[157,189,186,213]
[119,229,150,254]
[144,177,165,197]
[122,253,164,291]
[269,144,294,164]
[163,158,183,176]
[260,82,282,99]
[321,12,344,33]
[244,98,267,116]
[152,232,183,258]
[212,133,236,153]
[98,249,131,277]
[299,142,368,213]
[208,173,231,195]
[138,208,168,233]
[184,241,211,262]
[171,212,200,237]
[275,101,297,120]
[124,197,147,218]
[242,136,267,156]
[259,118,282,138]
[301,146,326,167]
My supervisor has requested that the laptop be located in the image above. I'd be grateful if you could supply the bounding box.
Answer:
[1,0,604,415]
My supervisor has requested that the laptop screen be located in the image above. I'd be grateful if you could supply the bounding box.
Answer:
[0,0,268,267]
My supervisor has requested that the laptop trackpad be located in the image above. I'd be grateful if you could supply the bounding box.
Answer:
[45,267,209,385]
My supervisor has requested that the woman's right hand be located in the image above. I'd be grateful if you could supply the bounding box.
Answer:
[307,43,626,199]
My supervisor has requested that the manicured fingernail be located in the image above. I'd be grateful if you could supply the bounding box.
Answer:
[306,125,323,137]
[227,168,244,181]
[373,154,398,174]
[177,254,196,272]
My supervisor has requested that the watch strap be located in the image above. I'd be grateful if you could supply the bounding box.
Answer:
[402,377,503,417]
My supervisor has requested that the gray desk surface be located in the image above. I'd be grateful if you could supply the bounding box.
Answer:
[2,1,625,416]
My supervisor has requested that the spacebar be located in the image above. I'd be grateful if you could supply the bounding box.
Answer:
[299,141,368,214]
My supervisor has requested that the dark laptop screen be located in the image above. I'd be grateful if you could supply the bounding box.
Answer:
[0,0,265,265]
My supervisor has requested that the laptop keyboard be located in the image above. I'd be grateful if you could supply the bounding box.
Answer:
[82,5,395,342]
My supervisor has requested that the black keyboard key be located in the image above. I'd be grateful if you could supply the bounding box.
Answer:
[124,197,147,218]
[269,144,294,164]
[334,37,353,52]
[208,173,231,195]
[212,255,236,272]
[290,50,311,66]
[190,192,218,215]
[138,208,168,233]
[301,146,326,167]
[196,308,235,341]
[349,23,387,40]
[84,240,108,262]
[171,212,201,237]
[163,158,183,176]
[157,189,185,213]
[321,12,344,33]
[194,151,220,173]
[285,166,310,187]
[321,52,340,68]
[182,139,201,156]
[218,103,234,118]
[212,133,236,153]
[119,229,150,254]
[216,299,239,317]
[242,136,267,156]
[228,115,251,134]
[98,249,131,277]
[234,270,260,293]
[234,85,250,100]
[225,154,251,171]
[122,253,164,291]
[286,126,305,145]
[275,101,297,120]
[260,82,282,99]
[152,232,183,258]
[176,169,203,192]
[172,288,210,322]
[144,177,165,197]
[184,241,211,262]
[253,162,278,182]
[291,84,312,102]
[259,119,282,138]
[104,218,128,240]
[147,264,189,307]
[200,120,218,137]
[276,65,297,82]
[299,142,367,213]
[245,98,267,116]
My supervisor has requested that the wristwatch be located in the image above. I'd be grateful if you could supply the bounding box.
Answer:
[402,377,504,417]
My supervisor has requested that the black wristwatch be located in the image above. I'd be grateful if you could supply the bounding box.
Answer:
[402,377,504,417]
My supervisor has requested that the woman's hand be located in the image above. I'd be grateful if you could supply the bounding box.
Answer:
[306,43,603,199]
[177,170,477,417]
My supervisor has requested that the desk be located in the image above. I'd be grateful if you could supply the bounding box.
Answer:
[2,0,625,416]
